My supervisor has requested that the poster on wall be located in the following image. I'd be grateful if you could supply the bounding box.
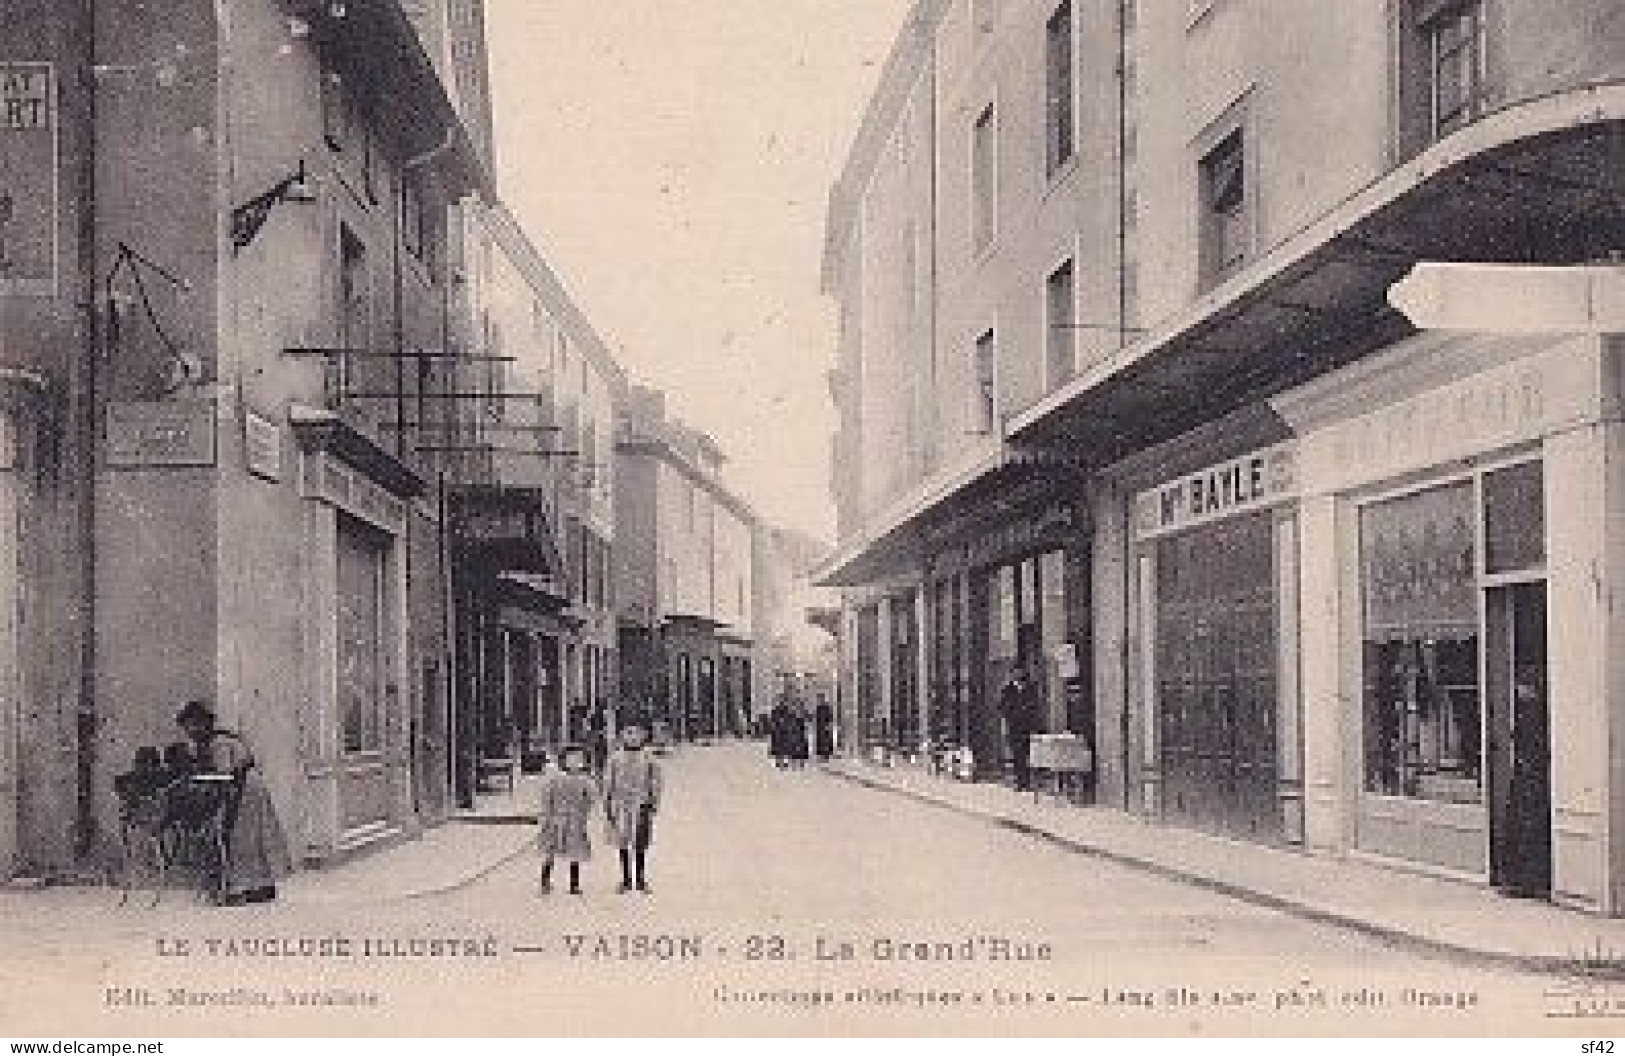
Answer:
[0,61,56,297]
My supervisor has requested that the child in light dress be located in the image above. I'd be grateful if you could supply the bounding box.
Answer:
[537,744,598,895]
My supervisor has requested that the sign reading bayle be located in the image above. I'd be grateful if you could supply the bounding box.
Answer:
[1135,442,1298,539]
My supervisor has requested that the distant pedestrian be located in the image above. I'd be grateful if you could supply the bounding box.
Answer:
[998,655,1044,792]
[813,701,835,760]
[587,707,611,775]
[605,722,663,893]
[767,699,796,769]
[536,744,598,896]
[787,706,811,769]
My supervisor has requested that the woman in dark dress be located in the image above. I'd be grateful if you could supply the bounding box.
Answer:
[171,700,293,905]
[813,700,835,760]
[786,706,811,769]
[766,700,794,769]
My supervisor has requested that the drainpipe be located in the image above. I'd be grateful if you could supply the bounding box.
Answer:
[1114,0,1132,812]
[70,0,102,866]
[399,124,455,812]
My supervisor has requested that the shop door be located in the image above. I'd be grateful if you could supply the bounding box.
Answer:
[537,636,562,745]
[855,607,882,750]
[510,633,537,754]
[336,516,392,834]
[1156,512,1279,840]
[698,656,717,738]
[1487,582,1550,898]
[891,595,920,751]
[415,659,449,820]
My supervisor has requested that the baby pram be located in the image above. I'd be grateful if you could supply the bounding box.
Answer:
[113,758,239,907]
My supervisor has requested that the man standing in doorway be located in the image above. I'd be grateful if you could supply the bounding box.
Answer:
[998,648,1043,792]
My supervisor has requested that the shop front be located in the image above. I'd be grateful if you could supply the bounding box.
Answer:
[490,575,574,766]
[445,483,562,807]
[1127,439,1302,845]
[921,490,1091,784]
[1279,325,1620,908]
[718,635,752,737]
[661,615,722,741]
[291,413,422,859]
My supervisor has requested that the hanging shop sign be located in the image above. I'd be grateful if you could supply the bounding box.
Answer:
[104,398,217,468]
[244,409,283,482]
[1133,441,1297,540]
[0,62,57,297]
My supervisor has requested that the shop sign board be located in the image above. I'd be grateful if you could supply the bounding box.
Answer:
[244,410,283,482]
[0,62,57,297]
[925,499,1085,577]
[1134,441,1297,540]
[104,399,217,468]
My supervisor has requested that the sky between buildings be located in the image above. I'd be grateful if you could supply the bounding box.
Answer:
[485,0,916,544]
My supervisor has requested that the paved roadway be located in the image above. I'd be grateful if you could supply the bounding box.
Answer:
[0,744,1571,1036]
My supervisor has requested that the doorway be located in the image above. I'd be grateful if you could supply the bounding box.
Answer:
[1155,511,1280,841]
[335,514,392,834]
[1486,581,1550,898]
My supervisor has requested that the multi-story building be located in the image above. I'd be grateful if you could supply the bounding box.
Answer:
[822,0,1097,772]
[0,0,513,879]
[449,202,624,795]
[615,386,756,741]
[752,526,838,720]
[820,0,1625,913]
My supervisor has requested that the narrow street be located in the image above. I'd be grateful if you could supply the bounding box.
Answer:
[0,745,1563,1036]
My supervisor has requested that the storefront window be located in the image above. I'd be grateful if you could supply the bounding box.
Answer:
[991,564,1017,663]
[1360,481,1481,802]
[1040,550,1068,729]
[1483,460,1544,575]
[336,515,387,755]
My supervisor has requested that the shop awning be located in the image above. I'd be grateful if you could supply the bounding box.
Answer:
[451,485,561,578]
[1010,88,1625,457]
[813,441,1001,586]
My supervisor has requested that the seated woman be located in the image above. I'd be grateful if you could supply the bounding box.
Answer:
[169,700,293,905]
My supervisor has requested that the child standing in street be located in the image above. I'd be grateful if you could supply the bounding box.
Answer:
[537,744,598,895]
[605,722,663,893]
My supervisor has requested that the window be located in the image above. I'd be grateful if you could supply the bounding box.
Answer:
[1198,128,1249,285]
[1360,481,1480,803]
[1046,259,1076,387]
[972,328,997,433]
[481,312,504,421]
[1423,0,1485,138]
[320,70,351,153]
[971,103,997,254]
[1398,1,1488,156]
[401,169,441,272]
[1045,1,1075,176]
[1483,460,1544,575]
[339,225,372,378]
[321,67,380,204]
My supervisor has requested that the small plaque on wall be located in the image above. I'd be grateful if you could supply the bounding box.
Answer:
[104,399,217,468]
[244,410,282,481]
